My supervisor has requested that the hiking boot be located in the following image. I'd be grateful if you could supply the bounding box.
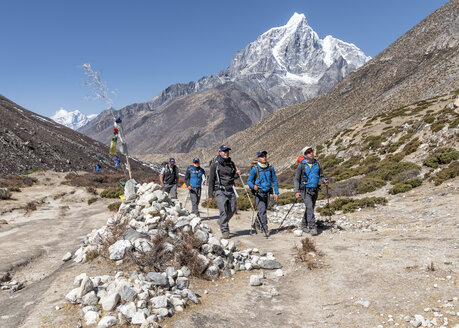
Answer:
[222,232,230,239]
[310,228,318,236]
[301,226,310,233]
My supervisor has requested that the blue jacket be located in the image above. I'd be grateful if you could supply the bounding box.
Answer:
[294,159,324,192]
[185,165,205,188]
[247,163,279,195]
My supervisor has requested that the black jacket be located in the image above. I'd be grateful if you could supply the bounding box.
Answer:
[208,155,239,197]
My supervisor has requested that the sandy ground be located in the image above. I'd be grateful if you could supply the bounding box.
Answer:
[0,172,458,328]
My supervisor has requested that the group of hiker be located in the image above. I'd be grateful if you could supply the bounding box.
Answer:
[159,145,328,239]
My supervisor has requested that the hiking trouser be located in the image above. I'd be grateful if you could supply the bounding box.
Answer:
[254,194,269,232]
[189,187,201,216]
[215,189,237,234]
[163,184,177,199]
[300,188,318,229]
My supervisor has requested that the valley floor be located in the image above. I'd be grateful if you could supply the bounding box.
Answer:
[0,172,458,327]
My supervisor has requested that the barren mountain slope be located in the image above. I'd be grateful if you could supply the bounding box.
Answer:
[170,0,459,169]
[0,95,153,175]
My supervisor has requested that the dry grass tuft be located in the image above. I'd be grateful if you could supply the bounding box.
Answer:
[294,237,323,270]
[426,261,435,272]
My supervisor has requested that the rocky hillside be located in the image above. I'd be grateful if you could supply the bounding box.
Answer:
[80,13,369,154]
[168,0,458,169]
[281,91,459,200]
[0,95,154,176]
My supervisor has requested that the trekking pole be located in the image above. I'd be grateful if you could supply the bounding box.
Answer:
[278,198,297,229]
[238,175,260,236]
[184,192,189,209]
[326,185,331,221]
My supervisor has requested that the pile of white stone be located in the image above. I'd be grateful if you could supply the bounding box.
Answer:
[65,180,282,327]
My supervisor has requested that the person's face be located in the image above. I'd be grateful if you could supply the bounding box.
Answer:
[258,154,267,164]
[219,150,229,159]
[193,161,200,167]
[306,151,314,159]
[169,162,174,167]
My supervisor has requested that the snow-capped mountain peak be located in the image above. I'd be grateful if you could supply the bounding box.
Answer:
[51,108,97,130]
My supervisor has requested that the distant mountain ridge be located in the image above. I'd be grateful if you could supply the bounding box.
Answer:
[80,13,370,154]
[51,108,96,130]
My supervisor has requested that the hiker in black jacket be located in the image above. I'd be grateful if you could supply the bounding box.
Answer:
[160,158,179,199]
[208,145,240,239]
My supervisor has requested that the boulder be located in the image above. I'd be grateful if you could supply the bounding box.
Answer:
[249,275,262,286]
[176,277,189,289]
[124,179,137,201]
[258,258,282,270]
[146,272,168,286]
[77,277,94,298]
[84,311,100,325]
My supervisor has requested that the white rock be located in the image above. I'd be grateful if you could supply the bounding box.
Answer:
[84,311,100,325]
[275,269,284,277]
[101,293,120,311]
[131,311,147,325]
[65,288,80,303]
[74,273,88,286]
[249,275,262,286]
[82,291,99,306]
[118,301,137,318]
[355,300,370,308]
[98,315,117,327]
[151,295,168,308]
[62,252,72,261]
[108,240,133,260]
[77,277,94,298]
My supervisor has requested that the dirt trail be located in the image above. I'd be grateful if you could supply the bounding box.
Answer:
[1,174,458,327]
[0,172,113,328]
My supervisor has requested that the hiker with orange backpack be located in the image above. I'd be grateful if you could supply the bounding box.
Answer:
[247,150,279,237]
[294,147,328,236]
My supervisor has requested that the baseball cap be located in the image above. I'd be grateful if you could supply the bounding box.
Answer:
[192,158,200,163]
[257,150,268,157]
[169,157,175,164]
[218,145,231,152]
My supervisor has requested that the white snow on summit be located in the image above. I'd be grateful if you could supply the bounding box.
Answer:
[51,108,97,130]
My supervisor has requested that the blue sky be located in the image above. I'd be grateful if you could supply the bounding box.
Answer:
[0,0,449,117]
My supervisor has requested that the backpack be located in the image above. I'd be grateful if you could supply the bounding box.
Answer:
[250,160,274,195]
[162,162,177,184]
[298,159,323,189]
[210,155,236,187]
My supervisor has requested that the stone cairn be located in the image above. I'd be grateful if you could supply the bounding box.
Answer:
[65,181,282,327]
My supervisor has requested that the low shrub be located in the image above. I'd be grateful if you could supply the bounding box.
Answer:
[278,184,294,189]
[401,138,422,156]
[277,192,296,205]
[362,135,386,150]
[108,201,121,212]
[431,119,448,132]
[423,148,459,168]
[88,197,98,205]
[100,187,124,199]
[201,198,218,209]
[7,186,21,192]
[319,196,388,214]
[356,178,386,194]
[389,179,422,195]
[449,117,459,129]
[391,170,420,184]
[423,115,435,124]
[389,183,413,195]
[434,161,459,185]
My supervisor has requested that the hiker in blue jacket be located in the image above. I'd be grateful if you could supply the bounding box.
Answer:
[185,158,206,216]
[247,150,279,236]
[294,147,328,236]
